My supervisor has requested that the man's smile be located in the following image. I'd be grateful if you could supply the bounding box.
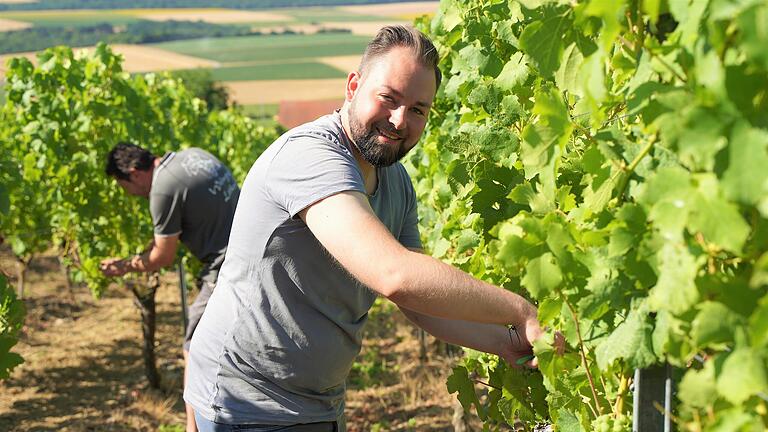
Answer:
[377,126,403,141]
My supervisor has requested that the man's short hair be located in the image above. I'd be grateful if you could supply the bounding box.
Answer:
[105,142,156,181]
[359,25,442,89]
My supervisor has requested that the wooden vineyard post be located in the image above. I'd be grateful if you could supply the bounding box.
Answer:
[58,255,77,304]
[178,261,189,336]
[15,257,28,299]
[128,274,161,389]
[633,364,674,432]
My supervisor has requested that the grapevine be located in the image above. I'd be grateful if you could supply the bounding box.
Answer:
[0,44,280,382]
[410,0,768,430]
[0,178,25,380]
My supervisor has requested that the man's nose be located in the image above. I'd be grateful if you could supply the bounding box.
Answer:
[389,106,407,130]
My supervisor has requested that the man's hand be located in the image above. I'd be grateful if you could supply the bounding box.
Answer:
[499,316,566,369]
[499,316,541,368]
[99,235,177,277]
[100,257,129,277]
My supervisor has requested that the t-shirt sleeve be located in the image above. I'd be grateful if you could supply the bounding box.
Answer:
[266,133,366,218]
[397,167,422,250]
[150,192,183,237]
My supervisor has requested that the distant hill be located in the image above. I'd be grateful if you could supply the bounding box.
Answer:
[0,0,421,11]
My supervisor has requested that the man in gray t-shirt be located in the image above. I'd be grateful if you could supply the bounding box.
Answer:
[100,142,238,432]
[187,26,561,432]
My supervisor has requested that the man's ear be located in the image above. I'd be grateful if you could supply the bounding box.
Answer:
[127,167,139,183]
[345,71,361,102]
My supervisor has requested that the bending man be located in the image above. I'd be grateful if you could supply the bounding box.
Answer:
[101,142,239,432]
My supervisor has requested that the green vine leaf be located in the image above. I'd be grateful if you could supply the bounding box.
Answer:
[519,8,571,78]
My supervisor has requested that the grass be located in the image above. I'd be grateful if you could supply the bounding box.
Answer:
[208,61,344,81]
[152,33,370,63]
[0,11,141,27]
[238,103,278,117]
[237,103,279,127]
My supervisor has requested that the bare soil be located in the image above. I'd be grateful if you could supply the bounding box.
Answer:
[100,44,220,73]
[0,45,217,76]
[136,9,291,24]
[0,249,464,431]
[0,18,32,32]
[250,21,411,37]
[317,55,361,74]
[317,21,411,36]
[338,2,439,18]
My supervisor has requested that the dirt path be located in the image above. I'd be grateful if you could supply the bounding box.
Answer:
[0,254,186,431]
[0,251,463,431]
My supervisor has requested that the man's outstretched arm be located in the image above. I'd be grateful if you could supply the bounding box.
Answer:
[100,234,179,276]
[399,306,542,367]
[395,248,542,367]
[300,191,538,329]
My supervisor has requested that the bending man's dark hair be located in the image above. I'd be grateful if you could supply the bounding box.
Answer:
[105,142,156,181]
[359,25,442,89]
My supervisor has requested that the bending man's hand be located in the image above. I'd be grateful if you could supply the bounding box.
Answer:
[100,257,128,277]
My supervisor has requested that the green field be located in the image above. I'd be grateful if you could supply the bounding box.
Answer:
[238,103,279,126]
[0,12,141,27]
[239,103,278,116]
[152,33,370,63]
[208,61,344,81]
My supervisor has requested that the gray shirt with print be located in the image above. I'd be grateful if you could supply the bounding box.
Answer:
[150,148,239,279]
[185,112,421,426]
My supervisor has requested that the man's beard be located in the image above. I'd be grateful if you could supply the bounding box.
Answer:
[348,102,408,167]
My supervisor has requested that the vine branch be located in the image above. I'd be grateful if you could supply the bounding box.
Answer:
[473,379,501,391]
[613,373,630,417]
[617,134,656,202]
[563,297,604,416]
[618,36,687,83]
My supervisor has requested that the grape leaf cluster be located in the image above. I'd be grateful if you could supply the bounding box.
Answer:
[409,0,768,430]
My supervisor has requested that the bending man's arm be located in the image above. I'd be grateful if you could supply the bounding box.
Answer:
[100,234,179,276]
[299,191,537,329]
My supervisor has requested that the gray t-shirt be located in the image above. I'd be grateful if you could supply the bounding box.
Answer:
[185,112,421,426]
[150,148,239,276]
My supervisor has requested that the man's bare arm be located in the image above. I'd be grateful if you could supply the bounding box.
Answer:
[100,234,179,276]
[398,307,539,366]
[299,191,537,328]
[394,248,538,366]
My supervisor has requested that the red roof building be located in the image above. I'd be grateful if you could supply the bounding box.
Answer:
[277,99,345,129]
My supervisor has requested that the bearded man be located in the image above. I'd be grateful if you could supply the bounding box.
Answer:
[185,25,558,432]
